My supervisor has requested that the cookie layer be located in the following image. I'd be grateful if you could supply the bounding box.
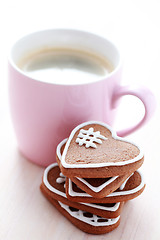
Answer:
[40,163,124,218]
[43,197,121,234]
[70,174,131,198]
[66,171,145,203]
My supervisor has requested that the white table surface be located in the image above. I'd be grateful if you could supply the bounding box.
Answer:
[1,1,160,239]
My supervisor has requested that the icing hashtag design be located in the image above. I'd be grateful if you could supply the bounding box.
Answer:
[75,127,107,148]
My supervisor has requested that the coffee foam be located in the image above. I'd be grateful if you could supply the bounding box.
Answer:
[17,48,113,85]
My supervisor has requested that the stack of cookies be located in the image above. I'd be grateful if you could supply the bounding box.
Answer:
[40,121,145,235]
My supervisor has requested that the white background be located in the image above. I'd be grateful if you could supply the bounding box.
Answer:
[0,1,160,239]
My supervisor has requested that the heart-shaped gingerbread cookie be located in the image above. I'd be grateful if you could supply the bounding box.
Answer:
[59,121,144,178]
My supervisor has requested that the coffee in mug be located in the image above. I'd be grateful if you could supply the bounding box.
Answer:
[17,48,114,85]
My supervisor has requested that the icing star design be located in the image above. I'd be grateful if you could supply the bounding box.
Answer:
[76,127,107,148]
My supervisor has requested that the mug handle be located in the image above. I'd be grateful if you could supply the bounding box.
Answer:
[112,85,156,137]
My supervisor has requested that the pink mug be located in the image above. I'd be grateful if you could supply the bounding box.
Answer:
[8,29,156,166]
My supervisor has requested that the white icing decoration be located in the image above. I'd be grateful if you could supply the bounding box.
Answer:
[56,172,66,184]
[58,201,120,227]
[56,177,66,184]
[76,127,107,148]
[77,176,118,193]
[59,121,144,168]
[57,138,68,162]
[119,173,134,191]
[43,163,120,212]
[68,170,145,198]
[60,172,65,177]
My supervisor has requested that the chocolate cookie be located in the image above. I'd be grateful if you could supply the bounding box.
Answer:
[58,121,144,178]
[65,171,145,203]
[40,163,124,218]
